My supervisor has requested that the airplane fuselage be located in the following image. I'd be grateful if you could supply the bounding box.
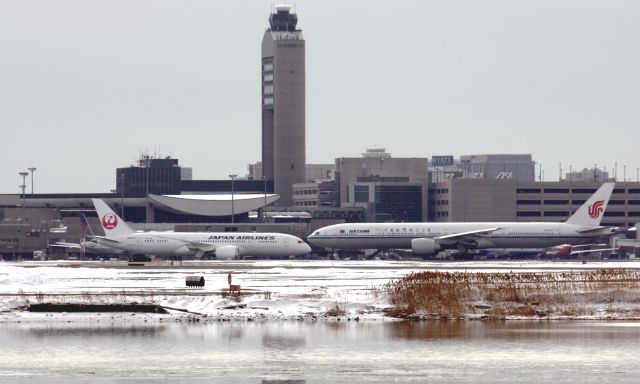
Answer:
[308,222,611,251]
[96,231,311,258]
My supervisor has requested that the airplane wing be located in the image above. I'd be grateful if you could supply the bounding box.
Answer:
[153,236,218,252]
[571,247,619,255]
[183,241,218,252]
[51,242,82,249]
[436,227,502,241]
[173,239,221,259]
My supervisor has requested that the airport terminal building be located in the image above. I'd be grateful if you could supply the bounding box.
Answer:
[430,179,640,229]
[0,157,286,259]
[3,153,639,259]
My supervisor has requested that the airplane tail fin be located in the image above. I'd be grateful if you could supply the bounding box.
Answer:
[91,199,134,237]
[565,182,615,227]
[79,213,95,237]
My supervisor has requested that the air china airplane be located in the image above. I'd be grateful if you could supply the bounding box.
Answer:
[307,182,617,257]
[91,199,311,259]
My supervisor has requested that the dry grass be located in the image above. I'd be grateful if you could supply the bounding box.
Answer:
[325,304,346,317]
[556,306,596,317]
[384,270,640,319]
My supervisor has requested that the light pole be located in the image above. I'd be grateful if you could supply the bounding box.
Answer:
[538,163,542,182]
[262,176,268,222]
[558,163,562,182]
[569,165,572,183]
[19,171,28,221]
[461,159,470,179]
[28,167,36,194]
[145,155,150,224]
[229,174,237,224]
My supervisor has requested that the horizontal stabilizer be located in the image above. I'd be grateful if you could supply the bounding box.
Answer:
[576,226,618,235]
[93,236,122,244]
[51,242,82,249]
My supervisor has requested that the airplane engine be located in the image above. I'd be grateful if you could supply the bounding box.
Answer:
[411,238,441,256]
[215,245,240,260]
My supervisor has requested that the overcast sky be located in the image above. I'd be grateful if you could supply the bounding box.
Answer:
[1,0,639,193]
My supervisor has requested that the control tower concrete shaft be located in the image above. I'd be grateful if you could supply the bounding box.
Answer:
[261,5,306,207]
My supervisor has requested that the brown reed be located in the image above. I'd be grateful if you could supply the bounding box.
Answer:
[384,269,640,318]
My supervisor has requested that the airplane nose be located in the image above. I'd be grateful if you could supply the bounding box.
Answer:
[306,234,318,246]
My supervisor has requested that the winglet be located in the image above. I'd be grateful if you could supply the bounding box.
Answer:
[91,199,134,237]
[565,182,615,227]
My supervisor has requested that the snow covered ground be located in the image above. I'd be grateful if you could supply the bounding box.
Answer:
[2,259,640,322]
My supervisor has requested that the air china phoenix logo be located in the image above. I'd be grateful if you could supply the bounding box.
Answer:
[102,214,118,230]
[588,200,605,219]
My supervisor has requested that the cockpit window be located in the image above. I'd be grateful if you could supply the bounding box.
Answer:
[313,232,319,236]
[298,240,304,243]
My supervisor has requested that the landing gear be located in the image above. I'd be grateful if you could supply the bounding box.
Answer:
[330,250,365,260]
[129,254,152,262]
[450,251,475,261]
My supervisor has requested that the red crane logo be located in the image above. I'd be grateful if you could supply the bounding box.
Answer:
[102,214,118,230]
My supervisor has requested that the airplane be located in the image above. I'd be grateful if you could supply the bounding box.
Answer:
[50,214,126,257]
[307,182,618,258]
[91,199,311,259]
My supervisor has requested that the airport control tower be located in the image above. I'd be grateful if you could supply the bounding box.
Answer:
[261,4,306,207]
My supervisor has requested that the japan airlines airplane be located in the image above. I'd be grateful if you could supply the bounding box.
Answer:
[307,182,617,257]
[91,199,311,259]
